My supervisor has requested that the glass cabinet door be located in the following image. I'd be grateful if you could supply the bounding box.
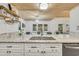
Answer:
[44,24,48,31]
[58,24,63,33]
[33,24,48,33]
[33,24,37,31]
[38,24,43,32]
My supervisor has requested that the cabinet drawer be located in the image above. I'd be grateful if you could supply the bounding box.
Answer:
[25,48,39,53]
[40,44,62,48]
[25,53,41,56]
[25,43,62,48]
[25,44,41,48]
[39,53,60,56]
[43,48,57,53]
[25,43,62,50]
[0,43,24,49]
[0,49,24,56]
[25,43,62,56]
[0,52,24,56]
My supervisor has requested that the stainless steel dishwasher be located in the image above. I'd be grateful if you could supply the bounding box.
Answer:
[63,43,79,56]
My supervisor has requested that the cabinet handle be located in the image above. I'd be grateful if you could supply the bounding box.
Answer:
[41,51,46,53]
[50,46,56,48]
[29,50,31,52]
[6,51,11,53]
[52,50,54,52]
[7,46,12,48]
[37,50,39,52]
[64,45,79,49]
[31,46,37,48]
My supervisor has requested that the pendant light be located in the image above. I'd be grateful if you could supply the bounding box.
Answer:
[39,3,48,10]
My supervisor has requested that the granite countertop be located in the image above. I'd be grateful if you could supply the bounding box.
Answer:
[0,33,79,43]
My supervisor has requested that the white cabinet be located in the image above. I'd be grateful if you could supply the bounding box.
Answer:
[25,43,41,56]
[25,43,62,56]
[0,43,62,56]
[41,44,62,56]
[0,43,24,56]
[0,49,24,56]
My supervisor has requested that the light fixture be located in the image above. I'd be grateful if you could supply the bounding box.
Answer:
[5,18,11,21]
[35,19,39,23]
[39,3,48,10]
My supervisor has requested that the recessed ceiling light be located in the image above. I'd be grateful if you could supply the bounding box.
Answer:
[35,19,39,22]
[39,3,48,10]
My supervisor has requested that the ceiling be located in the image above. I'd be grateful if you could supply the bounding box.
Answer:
[12,3,79,21]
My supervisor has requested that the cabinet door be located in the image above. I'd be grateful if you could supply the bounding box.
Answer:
[33,24,37,31]
[38,24,43,32]
[40,43,62,56]
[44,24,48,31]
[0,43,24,49]
[25,48,40,56]
[58,24,63,33]
[0,49,24,56]
[25,43,62,56]
[25,43,41,56]
[0,43,24,56]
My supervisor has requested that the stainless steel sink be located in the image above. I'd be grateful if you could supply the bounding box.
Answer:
[30,37,56,40]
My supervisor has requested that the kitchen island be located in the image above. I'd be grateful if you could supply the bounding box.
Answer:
[0,33,79,56]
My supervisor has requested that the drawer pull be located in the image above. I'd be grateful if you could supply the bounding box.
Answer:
[41,51,46,53]
[29,50,31,52]
[31,46,37,48]
[6,51,11,53]
[50,46,56,48]
[37,50,39,52]
[7,46,12,48]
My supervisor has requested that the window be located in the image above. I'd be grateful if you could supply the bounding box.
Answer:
[33,24,37,31]
[33,24,48,32]
[38,24,42,32]
[44,24,48,31]
[58,24,63,33]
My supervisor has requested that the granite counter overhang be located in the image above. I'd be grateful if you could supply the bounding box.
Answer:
[0,35,79,43]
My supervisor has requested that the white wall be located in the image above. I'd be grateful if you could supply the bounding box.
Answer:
[24,20,50,32]
[70,5,79,33]
[18,10,69,33]
[0,17,69,34]
[50,18,69,33]
[25,18,69,33]
[0,19,19,34]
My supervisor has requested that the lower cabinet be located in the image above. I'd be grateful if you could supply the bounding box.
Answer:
[0,49,24,56]
[0,43,24,56]
[25,43,62,56]
[0,43,62,56]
